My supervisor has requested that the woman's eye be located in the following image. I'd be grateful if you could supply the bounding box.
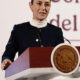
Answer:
[37,3,42,5]
[45,3,50,7]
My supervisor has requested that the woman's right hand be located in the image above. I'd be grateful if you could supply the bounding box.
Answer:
[1,59,12,70]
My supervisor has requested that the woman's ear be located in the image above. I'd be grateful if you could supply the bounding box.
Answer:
[29,2,33,12]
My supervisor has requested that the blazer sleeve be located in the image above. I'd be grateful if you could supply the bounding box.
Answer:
[55,28,64,45]
[2,25,19,62]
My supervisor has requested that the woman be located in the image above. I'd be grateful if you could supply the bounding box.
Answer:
[1,0,64,70]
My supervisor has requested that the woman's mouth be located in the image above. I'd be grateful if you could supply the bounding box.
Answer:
[39,12,46,16]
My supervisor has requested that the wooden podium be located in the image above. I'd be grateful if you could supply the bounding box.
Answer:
[5,47,80,80]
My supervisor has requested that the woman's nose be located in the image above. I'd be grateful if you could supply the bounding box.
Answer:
[41,4,46,10]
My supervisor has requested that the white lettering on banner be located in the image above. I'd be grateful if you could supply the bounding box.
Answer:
[50,14,77,31]
[51,0,79,3]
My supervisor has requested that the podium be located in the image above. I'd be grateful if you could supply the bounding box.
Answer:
[5,47,80,80]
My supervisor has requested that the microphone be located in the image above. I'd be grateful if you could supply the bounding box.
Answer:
[64,37,71,44]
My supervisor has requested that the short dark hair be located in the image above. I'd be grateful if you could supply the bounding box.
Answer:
[31,0,33,4]
[31,0,51,4]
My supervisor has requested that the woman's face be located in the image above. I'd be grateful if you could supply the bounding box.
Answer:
[29,0,51,21]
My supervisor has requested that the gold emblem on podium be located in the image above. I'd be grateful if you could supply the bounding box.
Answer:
[51,43,80,75]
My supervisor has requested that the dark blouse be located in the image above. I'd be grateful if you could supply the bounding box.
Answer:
[2,22,64,62]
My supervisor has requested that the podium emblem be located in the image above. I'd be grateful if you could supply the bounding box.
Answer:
[51,43,80,75]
